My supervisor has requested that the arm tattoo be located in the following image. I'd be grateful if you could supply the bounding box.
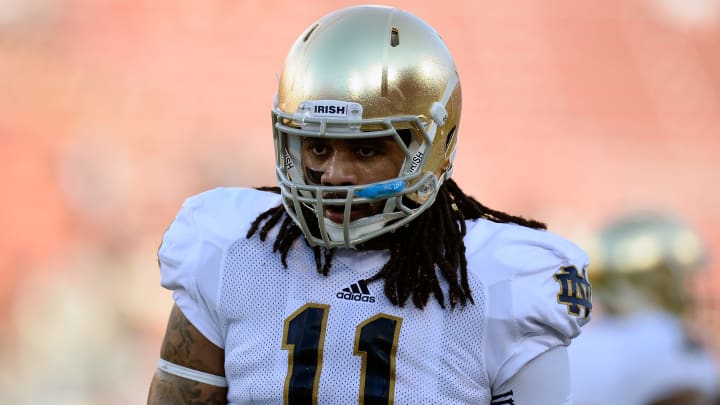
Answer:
[160,305,225,375]
[148,305,227,404]
[161,305,199,365]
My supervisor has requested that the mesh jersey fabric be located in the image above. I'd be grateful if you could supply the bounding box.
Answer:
[158,187,591,404]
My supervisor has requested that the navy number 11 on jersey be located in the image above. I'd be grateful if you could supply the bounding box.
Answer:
[282,303,403,405]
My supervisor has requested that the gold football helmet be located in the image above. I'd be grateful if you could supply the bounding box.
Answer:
[272,5,462,248]
[587,212,707,316]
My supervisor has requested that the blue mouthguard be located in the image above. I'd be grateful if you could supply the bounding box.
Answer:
[355,180,406,199]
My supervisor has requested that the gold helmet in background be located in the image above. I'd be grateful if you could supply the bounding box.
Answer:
[587,212,707,316]
[272,5,461,248]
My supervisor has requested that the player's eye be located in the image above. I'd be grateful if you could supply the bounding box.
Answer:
[357,147,378,158]
[306,142,330,156]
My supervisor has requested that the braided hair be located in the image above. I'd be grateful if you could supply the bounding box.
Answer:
[246,179,546,309]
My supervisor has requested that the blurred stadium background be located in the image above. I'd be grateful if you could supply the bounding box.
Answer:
[1,0,718,403]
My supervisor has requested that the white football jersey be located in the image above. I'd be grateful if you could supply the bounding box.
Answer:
[159,187,591,404]
[569,310,719,405]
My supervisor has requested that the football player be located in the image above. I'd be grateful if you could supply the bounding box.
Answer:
[569,212,719,405]
[148,5,591,404]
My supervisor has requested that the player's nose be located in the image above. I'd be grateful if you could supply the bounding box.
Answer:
[321,151,358,186]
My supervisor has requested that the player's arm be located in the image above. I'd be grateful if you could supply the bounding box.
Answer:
[493,346,572,405]
[147,304,228,404]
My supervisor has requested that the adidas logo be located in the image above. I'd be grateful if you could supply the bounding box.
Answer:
[336,280,376,303]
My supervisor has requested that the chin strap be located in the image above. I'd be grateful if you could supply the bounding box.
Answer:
[157,358,228,387]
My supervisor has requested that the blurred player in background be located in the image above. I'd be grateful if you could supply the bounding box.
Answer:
[569,212,719,405]
[147,5,592,404]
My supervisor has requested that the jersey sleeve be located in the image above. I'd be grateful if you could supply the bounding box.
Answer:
[470,223,592,392]
[157,191,227,348]
[494,346,572,405]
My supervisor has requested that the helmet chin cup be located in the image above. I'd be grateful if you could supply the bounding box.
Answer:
[320,211,406,248]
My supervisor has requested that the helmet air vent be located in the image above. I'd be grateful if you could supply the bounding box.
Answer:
[390,27,400,47]
[303,24,319,42]
[445,127,456,150]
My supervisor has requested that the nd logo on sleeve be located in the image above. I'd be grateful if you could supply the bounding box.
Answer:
[554,266,592,319]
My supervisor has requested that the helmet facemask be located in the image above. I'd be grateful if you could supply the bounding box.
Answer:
[273,100,448,248]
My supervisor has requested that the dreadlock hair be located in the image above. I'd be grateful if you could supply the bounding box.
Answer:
[246,179,546,310]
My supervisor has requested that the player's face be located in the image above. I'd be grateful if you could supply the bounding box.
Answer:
[301,136,405,223]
